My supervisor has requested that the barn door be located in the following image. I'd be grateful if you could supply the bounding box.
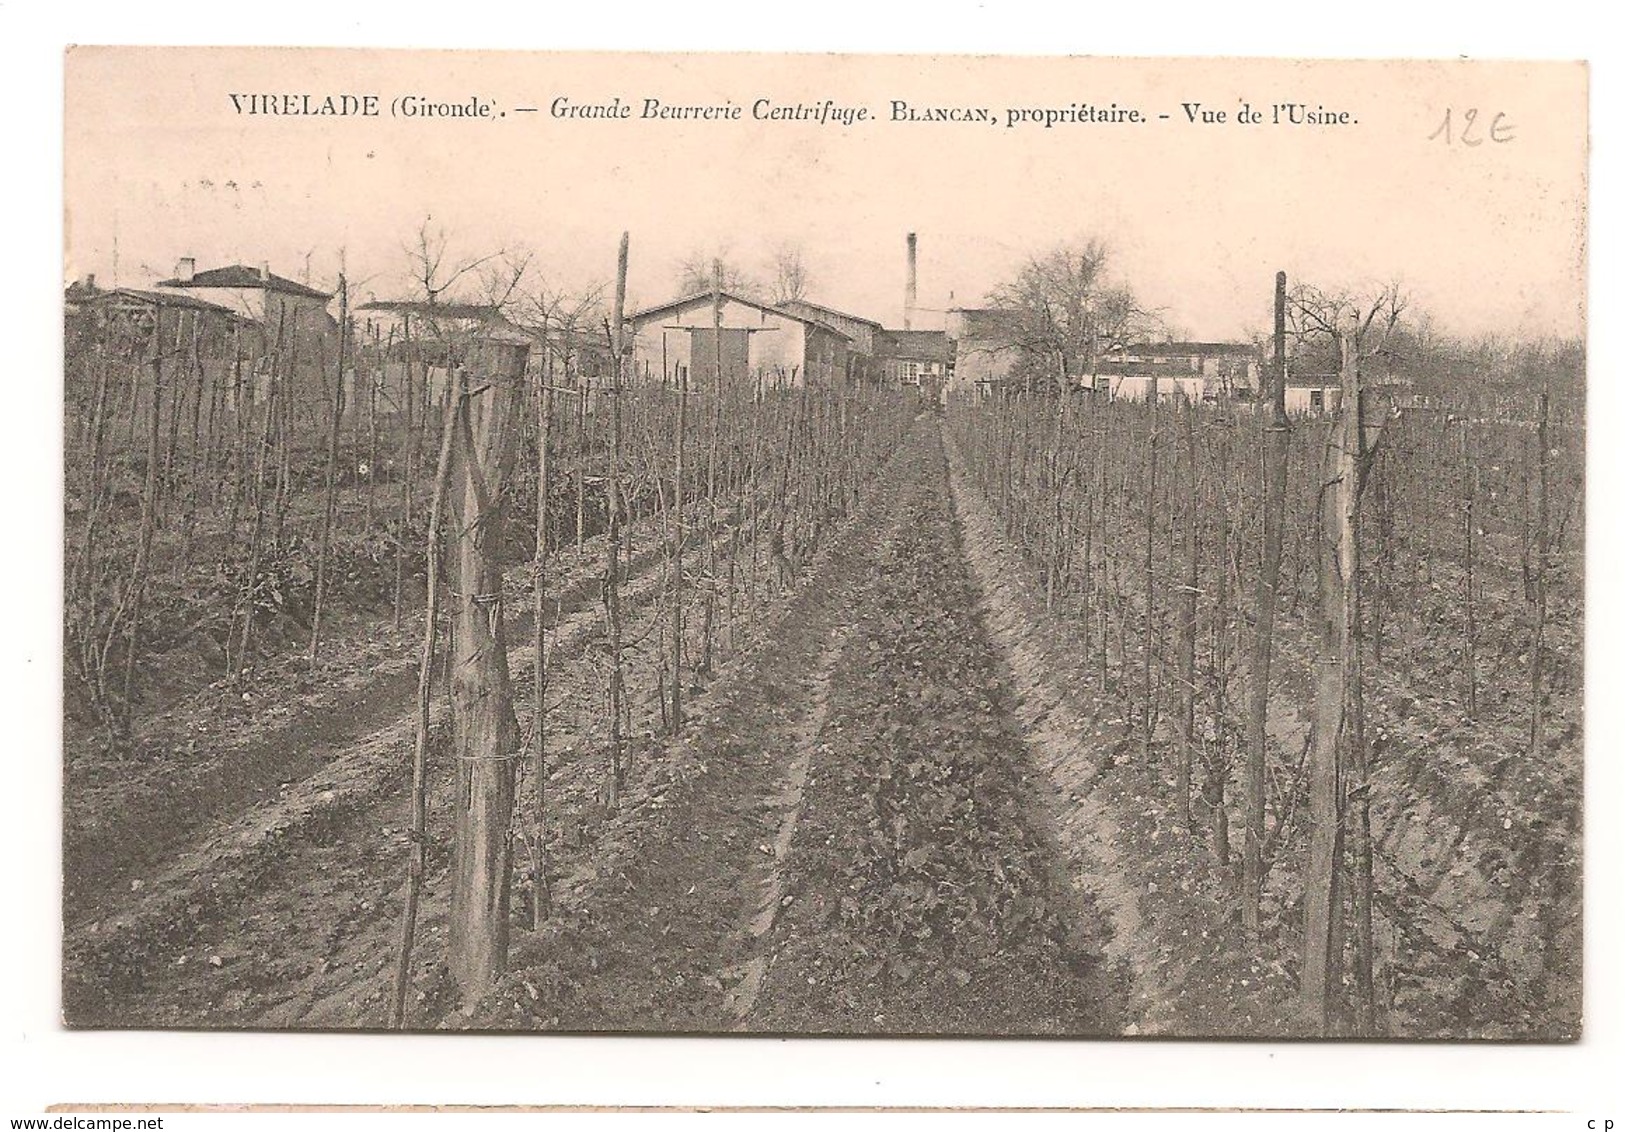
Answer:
[689,327,750,389]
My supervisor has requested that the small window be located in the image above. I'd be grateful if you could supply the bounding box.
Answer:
[1309,389,1324,410]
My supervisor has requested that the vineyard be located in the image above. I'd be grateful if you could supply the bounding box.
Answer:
[60,251,1582,1039]
[945,369,1583,1038]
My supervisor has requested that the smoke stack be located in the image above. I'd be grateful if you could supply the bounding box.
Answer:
[259,261,271,283]
[175,256,195,283]
[904,232,918,330]
[84,273,97,292]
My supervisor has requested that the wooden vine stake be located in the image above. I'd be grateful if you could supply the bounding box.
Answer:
[445,331,529,1006]
[604,232,630,809]
[1243,271,1289,939]
[1300,286,1397,1036]
[530,313,555,929]
[309,272,349,667]
[391,369,462,1029]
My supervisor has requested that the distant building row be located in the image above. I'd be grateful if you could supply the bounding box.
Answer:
[946,307,1382,415]
[65,257,1364,416]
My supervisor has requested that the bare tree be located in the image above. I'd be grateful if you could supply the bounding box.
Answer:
[984,238,1155,391]
[767,242,813,305]
[676,250,761,301]
[404,218,507,311]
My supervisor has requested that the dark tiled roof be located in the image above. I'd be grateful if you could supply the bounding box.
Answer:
[777,298,883,330]
[1122,341,1259,357]
[356,299,505,320]
[66,284,239,315]
[158,264,332,300]
[876,329,953,364]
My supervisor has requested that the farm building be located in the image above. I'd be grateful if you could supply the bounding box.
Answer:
[1088,370,1206,404]
[531,325,615,389]
[65,277,246,351]
[353,299,612,412]
[353,299,513,411]
[1094,341,1262,400]
[776,298,884,386]
[1284,374,1344,415]
[157,259,335,336]
[627,291,850,393]
[875,328,953,401]
[945,307,1030,397]
[357,300,610,378]
[156,259,339,406]
[63,278,253,422]
[355,299,509,350]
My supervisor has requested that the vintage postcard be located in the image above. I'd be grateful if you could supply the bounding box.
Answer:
[61,47,1586,1041]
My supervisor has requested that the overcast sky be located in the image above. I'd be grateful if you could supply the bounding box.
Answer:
[65,49,1587,343]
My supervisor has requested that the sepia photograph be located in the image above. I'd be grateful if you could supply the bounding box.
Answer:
[57,46,1586,1046]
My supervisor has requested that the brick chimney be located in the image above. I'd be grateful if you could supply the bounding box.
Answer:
[259,261,271,283]
[175,256,195,283]
[904,232,918,331]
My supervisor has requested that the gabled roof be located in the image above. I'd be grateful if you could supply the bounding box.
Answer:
[628,290,851,340]
[876,328,953,364]
[356,299,505,321]
[1120,341,1260,357]
[66,284,240,316]
[1096,362,1210,378]
[777,298,883,330]
[528,325,614,355]
[158,264,332,300]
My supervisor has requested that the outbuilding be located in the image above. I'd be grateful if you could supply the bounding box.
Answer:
[627,291,850,394]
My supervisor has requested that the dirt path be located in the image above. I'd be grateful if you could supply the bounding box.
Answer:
[721,627,846,1026]
[742,430,1123,1035]
[470,421,1124,1035]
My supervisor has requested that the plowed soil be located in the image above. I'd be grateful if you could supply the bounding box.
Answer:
[62,416,1577,1039]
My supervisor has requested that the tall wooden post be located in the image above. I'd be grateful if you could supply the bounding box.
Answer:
[531,313,555,928]
[119,306,166,720]
[670,300,688,731]
[1140,378,1158,768]
[447,335,529,1003]
[1177,393,1198,828]
[391,376,461,1028]
[700,261,723,673]
[1530,390,1550,758]
[1302,307,1381,1034]
[310,273,349,666]
[1243,271,1289,938]
[604,233,630,808]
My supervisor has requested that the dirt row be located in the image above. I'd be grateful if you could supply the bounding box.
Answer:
[468,420,1126,1034]
[944,430,1302,1036]
[63,507,665,927]
[944,425,1581,1040]
[744,434,1124,1035]
[62,480,809,1026]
